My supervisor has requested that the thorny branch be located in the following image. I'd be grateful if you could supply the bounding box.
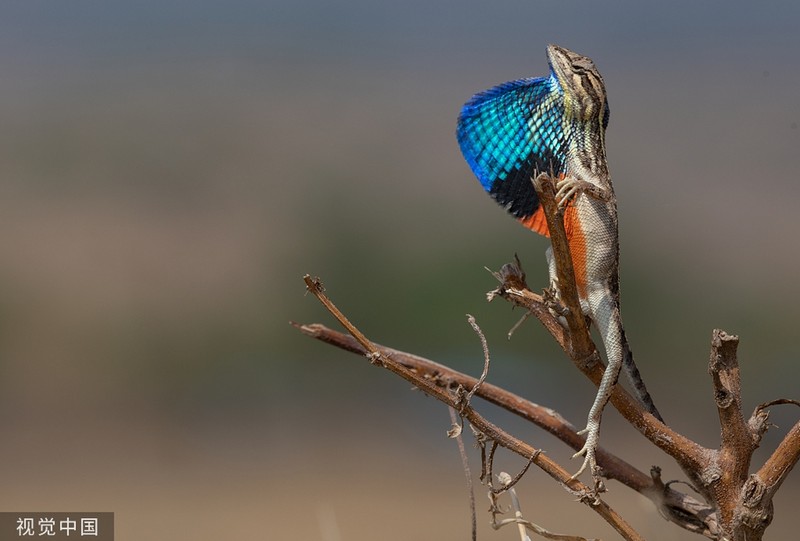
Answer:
[297,175,799,540]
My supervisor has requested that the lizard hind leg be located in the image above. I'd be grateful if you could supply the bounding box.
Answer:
[570,374,617,481]
[570,360,622,482]
[543,246,570,321]
[570,293,625,482]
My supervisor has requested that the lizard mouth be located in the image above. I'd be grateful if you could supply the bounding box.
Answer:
[546,44,572,80]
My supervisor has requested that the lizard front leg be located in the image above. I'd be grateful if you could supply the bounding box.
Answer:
[555,176,613,209]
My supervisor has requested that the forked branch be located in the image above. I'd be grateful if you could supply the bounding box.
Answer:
[295,321,719,537]
[301,275,645,541]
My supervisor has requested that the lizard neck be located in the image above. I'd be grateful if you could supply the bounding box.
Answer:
[567,124,611,187]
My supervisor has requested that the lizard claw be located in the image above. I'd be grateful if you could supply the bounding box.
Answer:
[555,177,586,208]
[556,176,612,208]
[543,287,569,318]
[569,420,601,481]
[556,175,616,208]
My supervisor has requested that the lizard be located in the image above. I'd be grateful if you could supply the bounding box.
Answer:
[456,44,663,479]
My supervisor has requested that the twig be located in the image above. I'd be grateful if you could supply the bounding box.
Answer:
[491,472,597,541]
[507,310,533,340]
[481,437,537,495]
[756,398,800,410]
[500,472,534,541]
[449,406,477,541]
[465,314,490,406]
[488,255,567,347]
[752,398,800,501]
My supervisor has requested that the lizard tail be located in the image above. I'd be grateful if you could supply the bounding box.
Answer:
[620,329,664,423]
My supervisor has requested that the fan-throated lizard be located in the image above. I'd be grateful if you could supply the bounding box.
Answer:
[456,44,663,478]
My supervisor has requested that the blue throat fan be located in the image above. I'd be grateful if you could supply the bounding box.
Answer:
[456,72,567,236]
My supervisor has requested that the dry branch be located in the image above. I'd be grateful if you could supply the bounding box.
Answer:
[295,321,719,537]
[301,275,645,541]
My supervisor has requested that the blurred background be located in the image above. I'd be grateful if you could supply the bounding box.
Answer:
[1,1,799,539]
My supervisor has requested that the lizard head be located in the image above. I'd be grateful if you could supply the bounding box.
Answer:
[546,44,609,128]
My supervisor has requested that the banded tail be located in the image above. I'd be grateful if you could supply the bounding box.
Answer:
[621,331,663,422]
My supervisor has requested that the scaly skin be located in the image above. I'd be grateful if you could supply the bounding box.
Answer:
[457,44,663,481]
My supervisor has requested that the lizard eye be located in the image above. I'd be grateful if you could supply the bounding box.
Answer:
[573,60,595,72]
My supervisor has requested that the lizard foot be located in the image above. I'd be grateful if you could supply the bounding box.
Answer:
[555,177,611,208]
[569,420,601,482]
[555,177,592,208]
[542,286,569,318]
